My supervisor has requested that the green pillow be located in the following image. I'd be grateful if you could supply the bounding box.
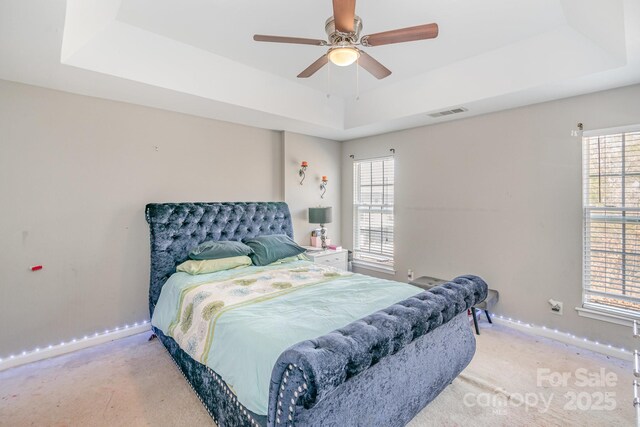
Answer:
[189,240,253,260]
[177,256,252,275]
[268,254,309,266]
[243,234,306,266]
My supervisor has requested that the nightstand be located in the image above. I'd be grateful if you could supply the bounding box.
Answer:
[304,249,348,271]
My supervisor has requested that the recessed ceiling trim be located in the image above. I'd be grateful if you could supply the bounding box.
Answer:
[62,8,345,130]
[0,0,638,141]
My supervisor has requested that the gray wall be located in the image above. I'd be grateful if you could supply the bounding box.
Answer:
[0,80,298,356]
[3,76,639,357]
[283,132,342,247]
[342,84,640,349]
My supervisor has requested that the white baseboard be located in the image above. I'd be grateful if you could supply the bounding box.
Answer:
[492,317,632,362]
[0,322,151,372]
[1,316,632,372]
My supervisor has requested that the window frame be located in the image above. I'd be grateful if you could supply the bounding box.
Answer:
[352,156,395,273]
[581,124,640,322]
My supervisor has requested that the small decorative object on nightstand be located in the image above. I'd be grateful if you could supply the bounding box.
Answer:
[309,206,332,250]
[304,247,348,271]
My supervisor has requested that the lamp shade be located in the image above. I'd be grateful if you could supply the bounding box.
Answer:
[309,207,332,224]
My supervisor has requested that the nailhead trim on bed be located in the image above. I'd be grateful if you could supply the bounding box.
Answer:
[146,203,293,427]
[155,327,267,426]
[267,275,488,424]
[159,341,219,424]
[274,363,308,426]
[205,367,258,425]
[146,203,488,427]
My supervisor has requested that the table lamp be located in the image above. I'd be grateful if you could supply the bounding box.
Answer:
[309,207,332,250]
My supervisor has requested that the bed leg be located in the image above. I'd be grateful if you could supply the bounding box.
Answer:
[471,308,480,335]
[148,333,157,341]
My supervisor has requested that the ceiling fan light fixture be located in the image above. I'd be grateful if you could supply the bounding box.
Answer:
[328,47,360,66]
[253,0,440,79]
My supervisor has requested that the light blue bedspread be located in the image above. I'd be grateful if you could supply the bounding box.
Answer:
[152,260,421,415]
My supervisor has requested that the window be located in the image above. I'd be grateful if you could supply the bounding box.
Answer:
[353,156,394,269]
[583,128,640,316]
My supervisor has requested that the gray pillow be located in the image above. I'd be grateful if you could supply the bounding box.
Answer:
[189,240,253,260]
[242,234,305,266]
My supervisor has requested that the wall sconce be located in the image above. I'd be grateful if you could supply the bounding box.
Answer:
[299,161,308,185]
[571,122,584,137]
[320,176,328,198]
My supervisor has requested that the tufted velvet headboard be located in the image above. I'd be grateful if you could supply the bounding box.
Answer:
[145,202,293,316]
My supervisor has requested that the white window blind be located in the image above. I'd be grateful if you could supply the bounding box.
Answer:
[353,157,394,267]
[583,129,640,315]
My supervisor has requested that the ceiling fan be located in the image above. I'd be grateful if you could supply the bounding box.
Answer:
[253,0,439,80]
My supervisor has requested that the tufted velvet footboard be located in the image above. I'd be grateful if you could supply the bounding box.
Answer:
[267,275,487,427]
[146,203,488,427]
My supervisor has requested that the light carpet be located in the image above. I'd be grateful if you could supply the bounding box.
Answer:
[0,322,634,426]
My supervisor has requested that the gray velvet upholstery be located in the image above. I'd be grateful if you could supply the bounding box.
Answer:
[154,327,267,427]
[287,312,473,427]
[268,275,487,427]
[145,202,488,427]
[145,202,293,316]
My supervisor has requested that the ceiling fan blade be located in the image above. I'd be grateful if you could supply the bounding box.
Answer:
[357,51,392,79]
[253,35,326,46]
[332,0,356,33]
[362,23,439,47]
[297,55,329,78]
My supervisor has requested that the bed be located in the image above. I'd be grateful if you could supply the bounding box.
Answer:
[146,202,487,427]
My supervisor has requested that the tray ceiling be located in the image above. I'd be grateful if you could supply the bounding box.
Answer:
[1,0,638,140]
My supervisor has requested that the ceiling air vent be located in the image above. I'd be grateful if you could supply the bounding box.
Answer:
[428,107,468,118]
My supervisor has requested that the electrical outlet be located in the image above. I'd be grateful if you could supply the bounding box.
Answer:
[407,269,414,281]
[548,299,563,315]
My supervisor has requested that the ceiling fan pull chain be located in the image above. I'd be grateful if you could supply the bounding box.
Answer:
[356,56,360,101]
[327,61,331,99]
